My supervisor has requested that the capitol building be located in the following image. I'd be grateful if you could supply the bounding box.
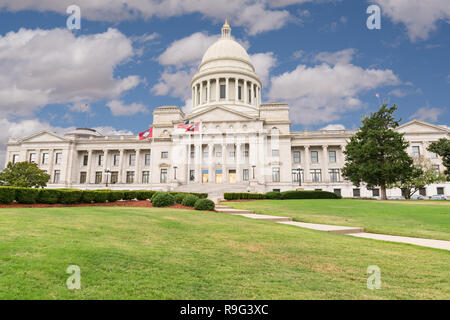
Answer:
[5,22,450,199]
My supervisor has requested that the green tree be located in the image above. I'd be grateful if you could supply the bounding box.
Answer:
[342,104,415,200]
[428,138,450,181]
[0,161,50,188]
[392,156,446,199]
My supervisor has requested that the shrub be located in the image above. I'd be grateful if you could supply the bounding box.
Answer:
[15,187,40,204]
[194,199,215,211]
[191,193,208,199]
[181,194,199,207]
[58,190,82,204]
[174,193,186,204]
[224,193,266,200]
[136,191,155,201]
[123,190,138,201]
[0,187,17,204]
[281,190,341,200]
[109,190,125,202]
[265,191,283,200]
[37,189,60,204]
[81,190,97,203]
[151,192,175,207]
[93,191,110,203]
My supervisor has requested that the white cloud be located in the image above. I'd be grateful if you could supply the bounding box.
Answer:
[0,27,140,117]
[373,0,450,41]
[268,51,400,125]
[320,124,346,130]
[131,32,159,43]
[250,52,277,85]
[0,0,293,35]
[409,107,445,122]
[313,48,356,65]
[388,87,422,98]
[106,100,148,116]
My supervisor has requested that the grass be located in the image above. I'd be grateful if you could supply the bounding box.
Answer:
[0,206,449,299]
[226,199,450,241]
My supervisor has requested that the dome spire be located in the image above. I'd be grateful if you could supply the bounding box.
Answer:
[221,19,231,38]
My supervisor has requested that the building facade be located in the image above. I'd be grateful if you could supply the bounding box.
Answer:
[5,22,450,199]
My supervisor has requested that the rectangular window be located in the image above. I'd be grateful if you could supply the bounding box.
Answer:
[111,172,118,184]
[80,172,87,184]
[272,149,279,157]
[126,171,135,184]
[83,154,88,166]
[129,154,136,166]
[353,188,361,198]
[437,187,444,195]
[310,169,322,182]
[98,154,104,166]
[292,169,304,183]
[216,151,222,158]
[272,167,280,182]
[144,153,151,166]
[334,189,342,197]
[238,86,242,100]
[29,153,36,163]
[161,152,168,159]
[42,153,49,165]
[55,152,62,165]
[244,151,249,158]
[248,89,252,103]
[53,170,60,184]
[189,170,195,182]
[429,151,437,159]
[311,151,319,163]
[190,151,195,159]
[329,169,340,183]
[203,151,209,158]
[243,169,249,181]
[95,172,102,184]
[293,151,300,163]
[419,188,426,196]
[412,146,420,158]
[229,151,235,158]
[142,171,150,184]
[160,169,168,183]
[432,165,440,176]
[372,188,380,197]
[329,151,336,163]
[113,154,120,166]
[220,85,226,99]
[12,154,19,164]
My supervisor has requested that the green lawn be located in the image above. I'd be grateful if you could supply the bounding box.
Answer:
[226,199,450,241]
[0,206,449,299]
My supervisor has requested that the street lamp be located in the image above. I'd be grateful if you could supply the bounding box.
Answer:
[173,166,178,180]
[105,168,111,187]
[252,165,256,180]
[297,166,302,187]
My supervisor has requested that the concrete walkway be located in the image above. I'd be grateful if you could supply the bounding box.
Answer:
[216,205,450,251]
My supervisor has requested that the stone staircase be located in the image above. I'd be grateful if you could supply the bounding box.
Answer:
[174,183,249,204]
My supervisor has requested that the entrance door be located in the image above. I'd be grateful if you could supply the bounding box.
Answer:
[202,170,209,184]
[228,170,236,184]
[215,170,222,184]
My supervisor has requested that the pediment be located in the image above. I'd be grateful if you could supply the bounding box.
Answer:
[19,131,68,143]
[186,106,256,122]
[397,120,449,134]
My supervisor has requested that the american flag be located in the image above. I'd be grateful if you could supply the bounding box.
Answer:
[81,103,89,111]
[177,120,190,129]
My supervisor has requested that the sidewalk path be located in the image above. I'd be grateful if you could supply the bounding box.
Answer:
[216,205,450,251]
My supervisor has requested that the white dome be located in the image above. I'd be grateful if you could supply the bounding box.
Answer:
[201,38,252,67]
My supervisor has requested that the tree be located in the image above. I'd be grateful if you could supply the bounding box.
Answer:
[392,156,446,199]
[428,138,450,181]
[342,104,415,200]
[0,161,50,188]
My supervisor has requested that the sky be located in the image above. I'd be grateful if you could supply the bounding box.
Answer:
[0,0,449,164]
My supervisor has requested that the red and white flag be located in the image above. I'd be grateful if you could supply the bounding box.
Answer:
[138,128,153,140]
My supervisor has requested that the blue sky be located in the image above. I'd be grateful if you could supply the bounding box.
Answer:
[0,0,448,157]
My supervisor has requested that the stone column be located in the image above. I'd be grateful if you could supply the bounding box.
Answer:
[208,143,214,184]
[119,149,125,184]
[222,143,227,183]
[194,85,198,107]
[216,78,220,101]
[235,78,239,102]
[135,149,141,184]
[86,149,92,184]
[225,78,229,101]
[322,145,329,183]
[304,146,310,183]
[186,142,191,184]
[207,79,211,103]
[236,143,241,182]
[199,82,203,105]
[244,80,248,104]
[102,149,109,184]
[251,83,255,106]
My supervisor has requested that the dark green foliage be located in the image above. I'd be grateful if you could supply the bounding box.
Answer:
[123,191,138,201]
[81,191,97,203]
[265,191,283,200]
[194,199,215,211]
[0,161,50,188]
[109,190,125,202]
[0,187,17,204]
[135,191,156,201]
[428,138,450,181]
[174,193,186,204]
[223,193,266,200]
[93,191,110,203]
[15,187,40,204]
[342,104,415,199]
[181,195,199,207]
[281,190,341,200]
[151,192,175,207]
[37,189,60,204]
[58,190,82,204]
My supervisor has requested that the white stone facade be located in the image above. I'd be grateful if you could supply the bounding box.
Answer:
[5,23,450,198]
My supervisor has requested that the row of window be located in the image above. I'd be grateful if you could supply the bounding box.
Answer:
[412,146,438,159]
[291,150,338,164]
[82,153,152,167]
[12,152,63,165]
[80,171,152,184]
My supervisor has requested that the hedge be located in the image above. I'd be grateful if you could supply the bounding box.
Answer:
[174,193,186,204]
[281,190,341,200]
[194,199,215,211]
[58,190,83,204]
[151,192,175,207]
[181,194,199,207]
[15,188,40,204]
[224,193,266,200]
[0,187,17,204]
[37,189,59,204]
[136,191,156,201]
[265,191,283,200]
[81,190,97,203]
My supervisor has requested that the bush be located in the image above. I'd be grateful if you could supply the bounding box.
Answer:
[109,190,125,202]
[15,187,40,204]
[58,190,82,204]
[190,193,208,199]
[136,191,155,201]
[0,187,17,204]
[93,191,110,203]
[281,190,341,200]
[80,190,97,203]
[265,191,283,200]
[174,193,186,204]
[194,199,215,211]
[181,194,199,207]
[123,190,138,201]
[37,189,60,204]
[151,192,175,207]
[224,193,266,200]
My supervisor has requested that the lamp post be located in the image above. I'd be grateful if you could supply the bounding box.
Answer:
[105,168,111,188]
[297,167,302,187]
[173,166,178,180]
[252,165,256,180]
